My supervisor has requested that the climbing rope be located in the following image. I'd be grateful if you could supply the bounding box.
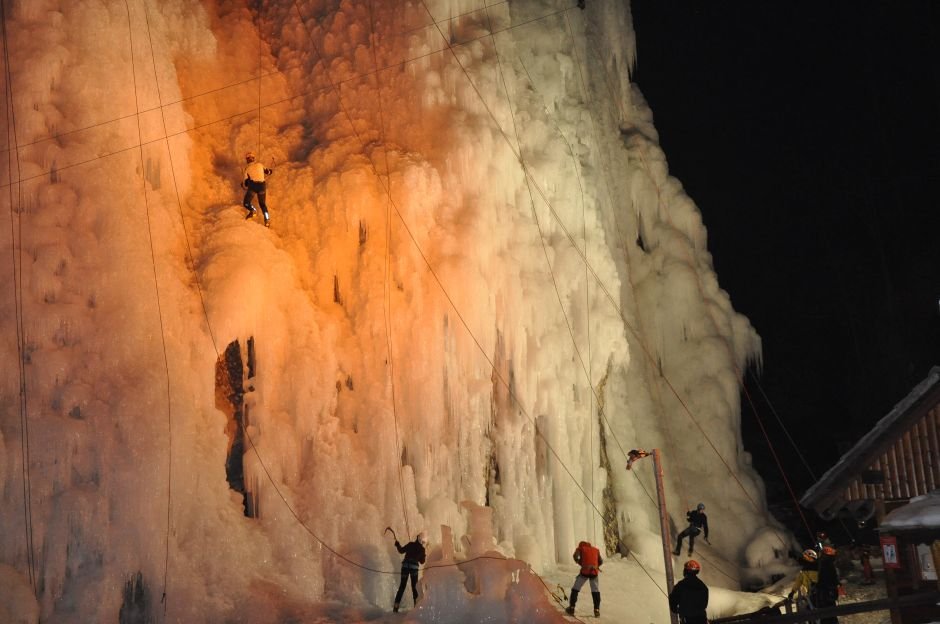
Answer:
[367,0,411,539]
[0,3,584,193]
[125,3,788,596]
[619,108,814,545]
[562,12,808,548]
[128,0,190,615]
[3,0,804,610]
[481,4,604,546]
[424,3,812,574]
[243,421,668,597]
[0,1,556,161]
[0,0,36,593]
[510,52,667,527]
[257,0,263,155]
[260,0,673,593]
[739,380,816,540]
[415,2,663,486]
[412,3,745,590]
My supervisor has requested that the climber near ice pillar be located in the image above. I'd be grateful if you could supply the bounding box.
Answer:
[393,532,427,612]
[674,503,710,556]
[242,152,273,227]
[669,559,709,624]
[565,540,603,618]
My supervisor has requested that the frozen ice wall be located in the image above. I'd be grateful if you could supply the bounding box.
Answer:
[0,0,774,621]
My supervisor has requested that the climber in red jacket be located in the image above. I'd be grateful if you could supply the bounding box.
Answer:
[566,540,603,617]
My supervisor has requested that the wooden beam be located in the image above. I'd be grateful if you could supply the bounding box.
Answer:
[918,419,934,491]
[890,446,904,499]
[913,419,928,492]
[878,453,892,500]
[867,457,881,500]
[903,431,920,496]
[907,421,930,495]
[929,408,940,487]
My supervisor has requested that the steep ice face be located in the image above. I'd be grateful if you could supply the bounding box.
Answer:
[0,0,771,621]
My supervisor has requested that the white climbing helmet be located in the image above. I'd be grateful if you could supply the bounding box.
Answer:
[245,151,256,163]
[417,531,428,545]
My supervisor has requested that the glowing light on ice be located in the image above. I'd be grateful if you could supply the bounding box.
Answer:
[0,0,786,621]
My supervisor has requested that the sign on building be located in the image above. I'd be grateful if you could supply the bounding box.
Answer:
[881,535,901,569]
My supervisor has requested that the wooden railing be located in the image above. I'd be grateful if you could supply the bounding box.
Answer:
[710,591,940,624]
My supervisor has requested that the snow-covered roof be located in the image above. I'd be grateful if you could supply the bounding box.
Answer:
[800,367,940,513]
[881,491,940,532]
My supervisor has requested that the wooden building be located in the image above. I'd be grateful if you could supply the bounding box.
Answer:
[801,367,940,523]
[874,491,940,623]
[800,367,940,623]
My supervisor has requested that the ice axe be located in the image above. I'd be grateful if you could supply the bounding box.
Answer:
[384,526,398,542]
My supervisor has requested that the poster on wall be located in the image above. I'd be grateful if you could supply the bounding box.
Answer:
[917,543,938,580]
[881,535,901,569]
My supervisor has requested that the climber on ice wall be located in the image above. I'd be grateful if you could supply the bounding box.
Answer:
[242,152,273,227]
[392,531,427,612]
[674,503,710,556]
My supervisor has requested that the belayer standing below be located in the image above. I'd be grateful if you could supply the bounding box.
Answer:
[242,152,273,227]
[393,532,427,613]
[816,545,841,623]
[669,559,709,624]
[674,503,710,556]
[788,549,820,609]
[565,540,603,618]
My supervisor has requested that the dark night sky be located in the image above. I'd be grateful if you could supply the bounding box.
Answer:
[629,1,940,528]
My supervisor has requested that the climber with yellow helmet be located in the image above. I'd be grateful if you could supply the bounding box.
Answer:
[242,151,273,227]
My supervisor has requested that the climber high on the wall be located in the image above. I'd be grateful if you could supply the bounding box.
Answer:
[242,152,273,227]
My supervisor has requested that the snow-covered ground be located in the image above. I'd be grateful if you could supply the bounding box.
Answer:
[1,0,788,621]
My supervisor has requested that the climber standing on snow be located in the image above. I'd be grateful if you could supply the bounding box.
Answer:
[788,549,820,609]
[674,503,710,556]
[815,545,841,623]
[242,152,273,227]
[669,560,709,624]
[566,540,603,618]
[392,532,427,613]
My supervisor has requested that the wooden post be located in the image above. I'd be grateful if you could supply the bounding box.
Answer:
[883,533,902,624]
[875,502,902,624]
[931,540,940,592]
[653,449,680,624]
